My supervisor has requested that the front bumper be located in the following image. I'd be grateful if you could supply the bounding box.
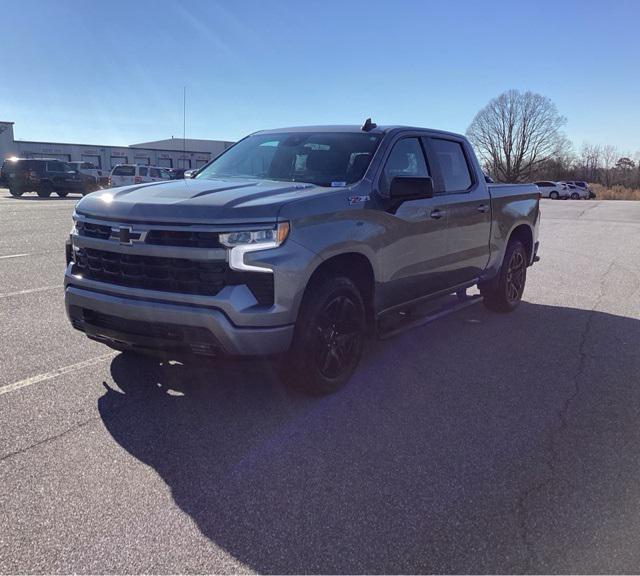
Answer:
[65,285,294,357]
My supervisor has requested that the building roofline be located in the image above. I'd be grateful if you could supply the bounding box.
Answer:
[0,121,15,124]
[14,139,209,155]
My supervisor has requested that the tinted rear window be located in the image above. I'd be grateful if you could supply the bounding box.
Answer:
[431,138,473,192]
[112,165,136,176]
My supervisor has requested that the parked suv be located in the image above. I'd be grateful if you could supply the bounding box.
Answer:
[109,164,173,187]
[1,158,95,197]
[65,123,540,394]
[534,181,568,199]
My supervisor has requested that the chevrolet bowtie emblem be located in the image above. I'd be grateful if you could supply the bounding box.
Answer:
[119,227,131,244]
[111,226,143,245]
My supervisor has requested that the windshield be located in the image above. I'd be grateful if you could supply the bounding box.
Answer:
[196,132,381,187]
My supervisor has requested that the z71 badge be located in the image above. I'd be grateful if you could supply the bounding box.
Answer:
[348,195,370,205]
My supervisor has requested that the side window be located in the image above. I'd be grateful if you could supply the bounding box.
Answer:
[149,168,161,178]
[47,161,65,172]
[381,137,428,195]
[138,167,148,177]
[431,139,472,192]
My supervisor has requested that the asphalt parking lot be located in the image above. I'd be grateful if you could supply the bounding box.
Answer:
[1,192,639,574]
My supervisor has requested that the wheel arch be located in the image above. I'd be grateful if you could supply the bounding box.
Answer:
[299,251,377,326]
[508,223,534,262]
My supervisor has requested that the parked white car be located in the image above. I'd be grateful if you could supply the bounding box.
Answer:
[563,182,589,199]
[109,164,173,187]
[534,181,569,199]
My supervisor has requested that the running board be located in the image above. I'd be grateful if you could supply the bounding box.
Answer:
[378,293,483,340]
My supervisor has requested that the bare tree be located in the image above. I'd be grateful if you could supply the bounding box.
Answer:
[466,90,567,182]
[600,144,618,186]
[577,143,601,181]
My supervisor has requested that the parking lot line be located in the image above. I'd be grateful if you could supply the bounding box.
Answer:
[0,353,115,397]
[0,285,61,299]
[0,253,30,260]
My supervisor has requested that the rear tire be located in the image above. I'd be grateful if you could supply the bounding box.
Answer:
[571,192,579,200]
[549,191,559,199]
[480,240,527,313]
[56,189,69,197]
[9,186,23,197]
[284,276,366,395]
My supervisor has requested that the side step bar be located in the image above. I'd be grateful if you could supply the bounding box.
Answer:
[378,292,483,340]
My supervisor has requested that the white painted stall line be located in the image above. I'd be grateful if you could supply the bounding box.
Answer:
[0,353,116,396]
[0,285,61,299]
[0,253,30,260]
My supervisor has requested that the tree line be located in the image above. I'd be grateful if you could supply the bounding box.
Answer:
[466,89,639,189]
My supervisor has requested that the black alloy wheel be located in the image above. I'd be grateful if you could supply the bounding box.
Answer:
[505,248,526,304]
[286,276,366,395]
[480,240,527,313]
[312,293,363,380]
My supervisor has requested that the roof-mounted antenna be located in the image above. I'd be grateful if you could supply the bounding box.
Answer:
[361,117,377,132]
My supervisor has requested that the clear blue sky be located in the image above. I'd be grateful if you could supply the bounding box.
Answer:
[1,0,638,153]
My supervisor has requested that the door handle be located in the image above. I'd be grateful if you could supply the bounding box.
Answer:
[430,209,446,219]
[476,204,490,213]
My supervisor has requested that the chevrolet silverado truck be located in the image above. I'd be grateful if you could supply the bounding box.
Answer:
[64,122,540,394]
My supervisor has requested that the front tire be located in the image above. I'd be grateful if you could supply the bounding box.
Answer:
[9,185,23,197]
[56,189,69,197]
[37,182,53,198]
[285,276,366,395]
[571,192,580,200]
[549,191,559,200]
[480,240,527,313]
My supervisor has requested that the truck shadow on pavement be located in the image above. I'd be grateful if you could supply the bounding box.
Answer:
[98,301,640,573]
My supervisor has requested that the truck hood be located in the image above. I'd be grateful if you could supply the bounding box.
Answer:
[75,177,330,224]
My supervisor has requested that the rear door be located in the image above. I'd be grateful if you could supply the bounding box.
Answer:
[46,160,80,190]
[138,166,151,182]
[423,136,491,288]
[376,134,450,308]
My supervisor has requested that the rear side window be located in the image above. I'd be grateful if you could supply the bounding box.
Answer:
[112,165,136,176]
[535,181,552,187]
[47,161,69,172]
[139,167,148,177]
[431,139,472,192]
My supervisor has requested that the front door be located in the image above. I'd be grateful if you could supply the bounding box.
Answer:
[376,136,450,309]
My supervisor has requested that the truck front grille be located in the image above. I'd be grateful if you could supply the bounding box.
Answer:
[76,220,112,240]
[75,221,222,248]
[72,247,274,305]
[145,230,222,248]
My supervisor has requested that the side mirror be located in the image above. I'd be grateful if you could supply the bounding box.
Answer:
[389,176,434,199]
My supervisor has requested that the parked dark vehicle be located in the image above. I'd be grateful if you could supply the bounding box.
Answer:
[2,158,97,197]
[64,123,540,394]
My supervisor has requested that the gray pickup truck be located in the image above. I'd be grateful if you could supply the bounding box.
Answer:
[65,122,540,394]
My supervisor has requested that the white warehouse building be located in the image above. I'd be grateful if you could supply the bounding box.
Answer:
[0,120,234,171]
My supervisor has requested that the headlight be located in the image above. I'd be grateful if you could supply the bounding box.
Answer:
[221,222,290,273]
[219,222,289,248]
